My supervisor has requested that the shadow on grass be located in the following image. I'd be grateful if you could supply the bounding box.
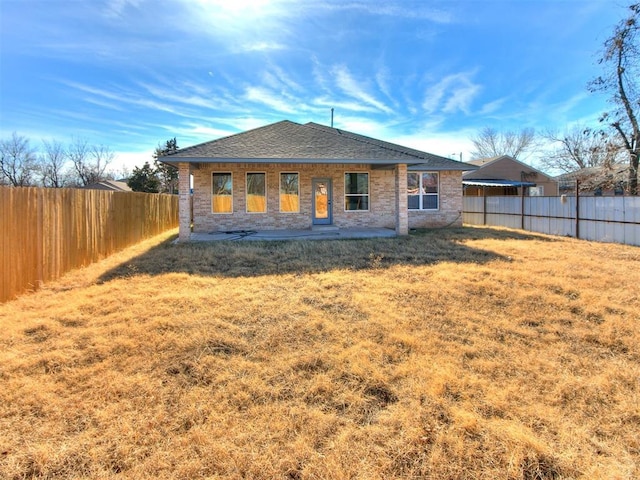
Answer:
[97,226,555,282]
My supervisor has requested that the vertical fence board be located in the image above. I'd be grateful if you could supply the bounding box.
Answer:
[464,195,640,247]
[1,188,11,301]
[1,187,179,303]
[625,223,640,246]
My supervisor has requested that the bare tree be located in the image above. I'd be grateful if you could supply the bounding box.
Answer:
[39,139,69,188]
[470,126,538,160]
[0,132,38,186]
[111,165,131,181]
[541,126,622,173]
[67,138,115,186]
[590,3,640,195]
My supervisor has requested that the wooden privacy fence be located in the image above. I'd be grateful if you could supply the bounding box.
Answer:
[1,187,179,303]
[463,195,640,247]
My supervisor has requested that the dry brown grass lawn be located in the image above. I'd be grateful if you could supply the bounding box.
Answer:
[1,226,639,479]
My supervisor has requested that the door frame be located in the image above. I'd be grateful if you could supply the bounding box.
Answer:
[312,178,333,225]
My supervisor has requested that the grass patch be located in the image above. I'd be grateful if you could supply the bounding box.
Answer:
[1,226,639,479]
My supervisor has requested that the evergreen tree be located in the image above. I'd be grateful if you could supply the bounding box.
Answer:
[153,138,178,194]
[127,161,160,193]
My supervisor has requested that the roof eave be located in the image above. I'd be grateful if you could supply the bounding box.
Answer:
[408,163,478,172]
[161,157,472,170]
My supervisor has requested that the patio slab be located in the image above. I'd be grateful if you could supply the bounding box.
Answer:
[188,227,397,242]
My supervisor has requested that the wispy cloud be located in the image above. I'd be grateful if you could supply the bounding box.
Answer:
[312,96,380,114]
[61,80,196,118]
[551,92,589,116]
[179,123,235,139]
[443,82,481,114]
[81,97,126,111]
[235,41,287,53]
[423,72,481,115]
[103,0,142,18]
[331,65,394,114]
[375,67,393,101]
[478,97,508,115]
[136,82,233,111]
[263,65,304,93]
[244,86,297,114]
[315,2,453,23]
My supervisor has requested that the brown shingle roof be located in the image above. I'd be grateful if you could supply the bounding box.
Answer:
[163,120,474,171]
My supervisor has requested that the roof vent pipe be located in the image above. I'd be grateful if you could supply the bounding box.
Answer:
[331,108,334,128]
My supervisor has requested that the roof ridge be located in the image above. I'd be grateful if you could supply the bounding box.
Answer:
[305,122,451,162]
[168,120,299,156]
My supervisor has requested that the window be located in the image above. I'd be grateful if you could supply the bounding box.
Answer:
[528,186,544,196]
[344,172,369,211]
[280,172,299,212]
[246,173,266,213]
[408,172,439,210]
[212,172,232,213]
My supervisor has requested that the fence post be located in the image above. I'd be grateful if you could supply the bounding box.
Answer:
[483,187,487,225]
[520,186,525,230]
[575,179,580,239]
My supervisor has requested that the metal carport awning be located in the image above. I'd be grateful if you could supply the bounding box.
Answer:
[463,179,536,187]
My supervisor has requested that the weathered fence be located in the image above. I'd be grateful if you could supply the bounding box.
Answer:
[463,195,640,246]
[1,187,179,302]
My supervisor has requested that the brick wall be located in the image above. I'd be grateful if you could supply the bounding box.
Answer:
[408,171,463,228]
[190,163,462,232]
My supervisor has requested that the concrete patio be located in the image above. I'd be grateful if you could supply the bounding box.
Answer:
[188,227,397,242]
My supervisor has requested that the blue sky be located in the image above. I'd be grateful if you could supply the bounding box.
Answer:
[0,0,624,171]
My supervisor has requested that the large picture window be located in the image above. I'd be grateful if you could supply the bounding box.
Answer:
[344,172,369,211]
[280,172,299,212]
[212,172,232,213]
[408,172,439,210]
[246,172,266,213]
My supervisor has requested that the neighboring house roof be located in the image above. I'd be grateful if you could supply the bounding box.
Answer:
[163,120,476,171]
[462,155,554,181]
[81,180,132,192]
[555,163,629,191]
[465,156,502,167]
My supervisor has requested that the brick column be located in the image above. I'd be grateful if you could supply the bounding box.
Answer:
[178,162,192,242]
[395,164,408,235]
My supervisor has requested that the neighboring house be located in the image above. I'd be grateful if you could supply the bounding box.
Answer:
[81,180,132,192]
[555,163,629,196]
[462,155,559,196]
[161,120,476,242]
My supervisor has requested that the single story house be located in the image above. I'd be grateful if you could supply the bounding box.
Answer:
[80,180,132,192]
[162,120,475,241]
[555,163,629,196]
[462,155,559,196]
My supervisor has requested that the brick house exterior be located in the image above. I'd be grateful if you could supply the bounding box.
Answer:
[163,121,474,241]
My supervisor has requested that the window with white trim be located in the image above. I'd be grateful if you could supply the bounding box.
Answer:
[344,172,369,211]
[408,172,439,210]
[212,172,232,213]
[246,172,266,213]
